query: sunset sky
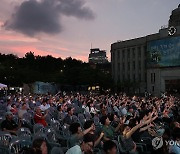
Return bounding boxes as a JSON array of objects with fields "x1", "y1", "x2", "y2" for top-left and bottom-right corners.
[{"x1": 0, "y1": 0, "x2": 179, "y2": 62}]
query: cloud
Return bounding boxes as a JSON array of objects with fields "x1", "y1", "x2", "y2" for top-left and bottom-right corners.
[
  {"x1": 58, "y1": 0, "x2": 94, "y2": 19},
  {"x1": 4, "y1": 0, "x2": 95, "y2": 36}
]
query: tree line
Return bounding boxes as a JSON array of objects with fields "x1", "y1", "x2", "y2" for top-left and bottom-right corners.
[{"x1": 0, "y1": 52, "x2": 113, "y2": 90}]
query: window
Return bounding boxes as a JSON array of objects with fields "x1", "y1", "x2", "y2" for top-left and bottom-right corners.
[
  {"x1": 112, "y1": 51, "x2": 115, "y2": 61},
  {"x1": 144, "y1": 46, "x2": 147, "y2": 52},
  {"x1": 138, "y1": 47, "x2": 141, "y2": 57},
  {"x1": 145, "y1": 72, "x2": 147, "y2": 82},
  {"x1": 118, "y1": 74, "x2": 120, "y2": 81},
  {"x1": 152, "y1": 86, "x2": 155, "y2": 92},
  {"x1": 133, "y1": 61, "x2": 135, "y2": 69},
  {"x1": 144, "y1": 46, "x2": 147, "y2": 60},
  {"x1": 139, "y1": 73, "x2": 141, "y2": 82},
  {"x1": 139, "y1": 61, "x2": 141, "y2": 70},
  {"x1": 151, "y1": 73, "x2": 155, "y2": 83},
  {"x1": 118, "y1": 51, "x2": 120, "y2": 60},
  {"x1": 122, "y1": 74, "x2": 125, "y2": 81},
  {"x1": 128, "y1": 62, "x2": 130, "y2": 70},
  {"x1": 144, "y1": 60, "x2": 147, "y2": 69},
  {"x1": 132, "y1": 48, "x2": 135, "y2": 57},
  {"x1": 133, "y1": 74, "x2": 136, "y2": 81},
  {"x1": 122, "y1": 63, "x2": 125, "y2": 71},
  {"x1": 118, "y1": 63, "x2": 120, "y2": 72},
  {"x1": 127, "y1": 49, "x2": 130, "y2": 57},
  {"x1": 127, "y1": 72, "x2": 130, "y2": 80},
  {"x1": 122, "y1": 50, "x2": 125, "y2": 57}
]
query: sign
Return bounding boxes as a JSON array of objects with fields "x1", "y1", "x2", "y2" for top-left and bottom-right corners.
[{"x1": 147, "y1": 36, "x2": 180, "y2": 68}]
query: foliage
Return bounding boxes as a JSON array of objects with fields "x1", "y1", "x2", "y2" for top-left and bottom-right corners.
[{"x1": 0, "y1": 52, "x2": 112, "y2": 89}]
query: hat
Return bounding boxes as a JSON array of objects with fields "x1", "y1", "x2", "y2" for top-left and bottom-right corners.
[{"x1": 5, "y1": 111, "x2": 13, "y2": 116}]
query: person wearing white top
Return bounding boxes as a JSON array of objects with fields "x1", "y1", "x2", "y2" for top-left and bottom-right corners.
[
  {"x1": 66, "y1": 145, "x2": 82, "y2": 154},
  {"x1": 66, "y1": 133, "x2": 94, "y2": 154},
  {"x1": 40, "y1": 100, "x2": 50, "y2": 111}
]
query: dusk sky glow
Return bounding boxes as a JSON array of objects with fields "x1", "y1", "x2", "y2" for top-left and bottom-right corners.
[{"x1": 0, "y1": 0, "x2": 179, "y2": 62}]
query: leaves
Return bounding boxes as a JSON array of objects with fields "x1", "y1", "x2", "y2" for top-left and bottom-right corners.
[{"x1": 0, "y1": 52, "x2": 112, "y2": 90}]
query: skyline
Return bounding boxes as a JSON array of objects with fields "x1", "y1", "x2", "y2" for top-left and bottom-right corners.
[{"x1": 0, "y1": 0, "x2": 179, "y2": 62}]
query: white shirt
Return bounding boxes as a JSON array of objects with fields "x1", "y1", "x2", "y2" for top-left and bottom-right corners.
[
  {"x1": 40, "y1": 104, "x2": 50, "y2": 111},
  {"x1": 82, "y1": 105, "x2": 90, "y2": 113},
  {"x1": 120, "y1": 107, "x2": 127, "y2": 115},
  {"x1": 90, "y1": 107, "x2": 96, "y2": 114},
  {"x1": 66, "y1": 145, "x2": 82, "y2": 154}
]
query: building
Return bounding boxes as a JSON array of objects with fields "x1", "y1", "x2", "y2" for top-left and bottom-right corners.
[
  {"x1": 111, "y1": 5, "x2": 180, "y2": 96},
  {"x1": 89, "y1": 48, "x2": 108, "y2": 64},
  {"x1": 169, "y1": 4, "x2": 180, "y2": 27}
]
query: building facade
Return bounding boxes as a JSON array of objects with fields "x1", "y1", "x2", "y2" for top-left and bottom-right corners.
[
  {"x1": 111, "y1": 5, "x2": 180, "y2": 96},
  {"x1": 89, "y1": 48, "x2": 108, "y2": 64}
]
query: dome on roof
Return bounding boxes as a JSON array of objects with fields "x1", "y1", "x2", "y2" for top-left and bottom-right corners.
[{"x1": 169, "y1": 4, "x2": 180, "y2": 26}]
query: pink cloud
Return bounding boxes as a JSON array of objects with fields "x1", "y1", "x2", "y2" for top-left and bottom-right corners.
[
  {"x1": 0, "y1": 45, "x2": 88, "y2": 62},
  {"x1": 0, "y1": 21, "x2": 88, "y2": 62}
]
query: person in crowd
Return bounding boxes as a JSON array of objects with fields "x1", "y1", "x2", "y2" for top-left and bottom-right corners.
[
  {"x1": 7, "y1": 99, "x2": 12, "y2": 111},
  {"x1": 120, "y1": 111, "x2": 158, "y2": 154},
  {"x1": 127, "y1": 107, "x2": 134, "y2": 117},
  {"x1": 112, "y1": 101, "x2": 120, "y2": 114},
  {"x1": 89, "y1": 102, "x2": 99, "y2": 117},
  {"x1": 68, "y1": 122, "x2": 94, "y2": 148},
  {"x1": 10, "y1": 104, "x2": 18, "y2": 115},
  {"x1": 40, "y1": 99, "x2": 50, "y2": 112},
  {"x1": 57, "y1": 104, "x2": 66, "y2": 120},
  {"x1": 82, "y1": 101, "x2": 89, "y2": 114},
  {"x1": 119, "y1": 102, "x2": 127, "y2": 116},
  {"x1": 63, "y1": 107, "x2": 74, "y2": 126},
  {"x1": 35, "y1": 97, "x2": 42, "y2": 107},
  {"x1": 103, "y1": 140, "x2": 117, "y2": 154},
  {"x1": 170, "y1": 120, "x2": 180, "y2": 130},
  {"x1": 18, "y1": 103, "x2": 28, "y2": 119},
  {"x1": 100, "y1": 103, "x2": 107, "y2": 116},
  {"x1": 169, "y1": 127, "x2": 180, "y2": 154},
  {"x1": 33, "y1": 138, "x2": 48, "y2": 154},
  {"x1": 66, "y1": 133, "x2": 94, "y2": 154},
  {"x1": 34, "y1": 107, "x2": 48, "y2": 127},
  {"x1": 1, "y1": 111, "x2": 21, "y2": 135},
  {"x1": 24, "y1": 138, "x2": 48, "y2": 154},
  {"x1": 84, "y1": 120, "x2": 104, "y2": 147},
  {"x1": 100, "y1": 115, "x2": 122, "y2": 140},
  {"x1": 109, "y1": 113, "x2": 121, "y2": 129}
]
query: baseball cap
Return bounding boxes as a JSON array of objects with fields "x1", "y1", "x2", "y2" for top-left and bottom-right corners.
[{"x1": 5, "y1": 111, "x2": 13, "y2": 116}]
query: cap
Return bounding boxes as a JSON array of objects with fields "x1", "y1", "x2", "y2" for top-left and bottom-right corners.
[{"x1": 5, "y1": 111, "x2": 13, "y2": 116}]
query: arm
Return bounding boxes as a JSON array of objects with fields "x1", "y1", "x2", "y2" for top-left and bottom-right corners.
[
  {"x1": 115, "y1": 122, "x2": 122, "y2": 132},
  {"x1": 143, "y1": 113, "x2": 157, "y2": 126},
  {"x1": 77, "y1": 125, "x2": 93, "y2": 138},
  {"x1": 139, "y1": 123, "x2": 154, "y2": 132},
  {"x1": 103, "y1": 136, "x2": 110, "y2": 141},
  {"x1": 94, "y1": 132, "x2": 104, "y2": 147},
  {"x1": 125, "y1": 122, "x2": 143, "y2": 139},
  {"x1": 2, "y1": 128, "x2": 17, "y2": 134},
  {"x1": 42, "y1": 112, "x2": 48, "y2": 119},
  {"x1": 35, "y1": 113, "x2": 48, "y2": 120}
]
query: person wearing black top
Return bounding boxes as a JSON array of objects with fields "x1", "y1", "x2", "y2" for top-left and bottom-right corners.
[
  {"x1": 63, "y1": 107, "x2": 74, "y2": 126},
  {"x1": 1, "y1": 112, "x2": 20, "y2": 135}
]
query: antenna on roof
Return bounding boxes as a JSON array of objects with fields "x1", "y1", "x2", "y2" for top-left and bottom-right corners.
[{"x1": 91, "y1": 43, "x2": 92, "y2": 49}]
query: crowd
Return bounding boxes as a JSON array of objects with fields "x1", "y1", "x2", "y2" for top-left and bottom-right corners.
[{"x1": 0, "y1": 92, "x2": 179, "y2": 154}]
